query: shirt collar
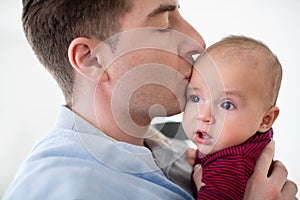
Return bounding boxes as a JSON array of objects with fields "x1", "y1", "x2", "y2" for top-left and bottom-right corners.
[{"x1": 54, "y1": 106, "x2": 163, "y2": 174}]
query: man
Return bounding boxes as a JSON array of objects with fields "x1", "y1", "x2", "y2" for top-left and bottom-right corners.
[{"x1": 4, "y1": 0, "x2": 297, "y2": 199}]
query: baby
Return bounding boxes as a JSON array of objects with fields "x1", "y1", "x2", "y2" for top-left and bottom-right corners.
[{"x1": 183, "y1": 35, "x2": 282, "y2": 199}]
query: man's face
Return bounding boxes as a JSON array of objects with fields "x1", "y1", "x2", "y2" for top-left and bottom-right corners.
[{"x1": 99, "y1": 0, "x2": 205, "y2": 126}]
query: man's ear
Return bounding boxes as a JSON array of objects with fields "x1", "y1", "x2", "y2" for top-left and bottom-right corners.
[
  {"x1": 68, "y1": 37, "x2": 109, "y2": 83},
  {"x1": 258, "y1": 106, "x2": 280, "y2": 132}
]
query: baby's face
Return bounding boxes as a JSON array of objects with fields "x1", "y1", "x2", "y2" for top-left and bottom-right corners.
[{"x1": 183, "y1": 54, "x2": 268, "y2": 155}]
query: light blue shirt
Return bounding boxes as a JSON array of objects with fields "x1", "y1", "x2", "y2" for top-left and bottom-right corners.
[{"x1": 3, "y1": 107, "x2": 193, "y2": 200}]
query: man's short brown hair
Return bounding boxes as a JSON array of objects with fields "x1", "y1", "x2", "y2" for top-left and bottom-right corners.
[{"x1": 22, "y1": 0, "x2": 132, "y2": 102}]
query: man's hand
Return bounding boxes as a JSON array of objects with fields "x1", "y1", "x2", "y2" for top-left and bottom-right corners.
[
  {"x1": 244, "y1": 140, "x2": 298, "y2": 199},
  {"x1": 193, "y1": 164, "x2": 205, "y2": 190},
  {"x1": 185, "y1": 148, "x2": 196, "y2": 166}
]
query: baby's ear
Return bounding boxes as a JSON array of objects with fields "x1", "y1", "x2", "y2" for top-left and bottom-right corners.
[{"x1": 258, "y1": 106, "x2": 280, "y2": 132}]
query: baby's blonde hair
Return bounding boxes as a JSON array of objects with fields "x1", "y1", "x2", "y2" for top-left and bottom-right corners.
[{"x1": 206, "y1": 35, "x2": 282, "y2": 107}]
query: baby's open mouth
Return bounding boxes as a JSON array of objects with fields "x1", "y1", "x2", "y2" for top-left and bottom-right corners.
[{"x1": 197, "y1": 131, "x2": 211, "y2": 139}]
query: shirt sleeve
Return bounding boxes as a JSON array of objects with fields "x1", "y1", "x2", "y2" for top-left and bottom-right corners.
[{"x1": 145, "y1": 128, "x2": 193, "y2": 195}]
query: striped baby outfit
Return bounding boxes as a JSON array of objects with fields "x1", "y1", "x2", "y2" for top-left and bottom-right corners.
[{"x1": 193, "y1": 129, "x2": 273, "y2": 200}]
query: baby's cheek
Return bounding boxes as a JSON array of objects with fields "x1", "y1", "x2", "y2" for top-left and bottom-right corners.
[
  {"x1": 217, "y1": 128, "x2": 242, "y2": 149},
  {"x1": 182, "y1": 117, "x2": 194, "y2": 139}
]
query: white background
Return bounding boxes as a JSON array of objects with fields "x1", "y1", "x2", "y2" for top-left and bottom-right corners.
[{"x1": 0, "y1": 0, "x2": 299, "y2": 197}]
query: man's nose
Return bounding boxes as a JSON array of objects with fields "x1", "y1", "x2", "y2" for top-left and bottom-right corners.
[{"x1": 176, "y1": 17, "x2": 206, "y2": 63}]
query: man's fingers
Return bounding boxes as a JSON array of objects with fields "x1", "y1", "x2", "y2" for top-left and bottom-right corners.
[
  {"x1": 185, "y1": 148, "x2": 196, "y2": 166},
  {"x1": 281, "y1": 180, "x2": 298, "y2": 199},
  {"x1": 194, "y1": 164, "x2": 202, "y2": 173},
  {"x1": 193, "y1": 164, "x2": 203, "y2": 180},
  {"x1": 193, "y1": 164, "x2": 205, "y2": 190},
  {"x1": 254, "y1": 140, "x2": 275, "y2": 176},
  {"x1": 269, "y1": 160, "x2": 288, "y2": 189},
  {"x1": 244, "y1": 140, "x2": 298, "y2": 199}
]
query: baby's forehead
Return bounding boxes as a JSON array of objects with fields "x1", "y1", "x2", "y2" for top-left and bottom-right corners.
[
  {"x1": 194, "y1": 48, "x2": 265, "y2": 70},
  {"x1": 192, "y1": 49, "x2": 268, "y2": 85}
]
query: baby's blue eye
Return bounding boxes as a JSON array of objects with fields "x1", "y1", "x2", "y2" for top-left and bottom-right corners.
[
  {"x1": 190, "y1": 95, "x2": 201, "y2": 103},
  {"x1": 220, "y1": 101, "x2": 235, "y2": 110}
]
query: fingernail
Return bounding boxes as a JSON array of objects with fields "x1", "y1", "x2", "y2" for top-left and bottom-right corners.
[{"x1": 194, "y1": 164, "x2": 202, "y2": 170}]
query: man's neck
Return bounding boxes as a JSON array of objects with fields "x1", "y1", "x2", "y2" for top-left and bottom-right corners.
[{"x1": 68, "y1": 103, "x2": 149, "y2": 147}]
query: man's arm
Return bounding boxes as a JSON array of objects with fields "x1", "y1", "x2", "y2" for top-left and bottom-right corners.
[{"x1": 244, "y1": 140, "x2": 298, "y2": 199}]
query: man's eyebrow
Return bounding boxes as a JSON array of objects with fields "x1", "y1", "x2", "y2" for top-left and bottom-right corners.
[{"x1": 147, "y1": 4, "x2": 179, "y2": 18}]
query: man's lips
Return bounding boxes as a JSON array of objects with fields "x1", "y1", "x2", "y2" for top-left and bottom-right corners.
[{"x1": 184, "y1": 72, "x2": 192, "y2": 81}]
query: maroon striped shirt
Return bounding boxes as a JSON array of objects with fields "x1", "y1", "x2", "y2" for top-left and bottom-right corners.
[{"x1": 192, "y1": 129, "x2": 273, "y2": 200}]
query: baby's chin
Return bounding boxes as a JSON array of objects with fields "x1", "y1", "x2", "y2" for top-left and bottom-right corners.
[
  {"x1": 197, "y1": 146, "x2": 216, "y2": 156},
  {"x1": 197, "y1": 144, "x2": 223, "y2": 156}
]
